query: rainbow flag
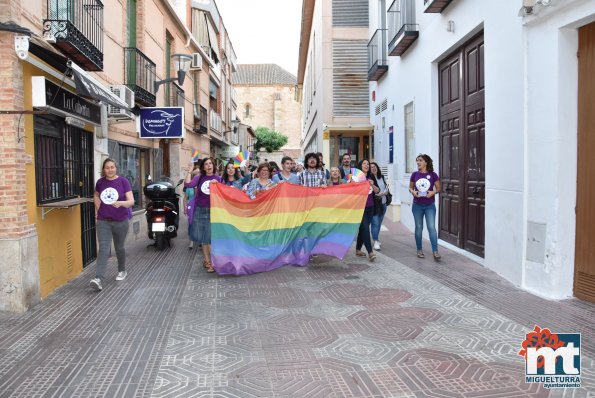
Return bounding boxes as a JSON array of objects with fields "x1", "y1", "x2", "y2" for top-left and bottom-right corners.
[
  {"x1": 191, "y1": 149, "x2": 200, "y2": 162},
  {"x1": 210, "y1": 182, "x2": 370, "y2": 275}
]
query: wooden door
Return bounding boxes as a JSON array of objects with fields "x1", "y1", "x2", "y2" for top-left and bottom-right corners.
[
  {"x1": 462, "y1": 37, "x2": 485, "y2": 256},
  {"x1": 439, "y1": 34, "x2": 485, "y2": 257},
  {"x1": 574, "y1": 22, "x2": 595, "y2": 303},
  {"x1": 439, "y1": 53, "x2": 462, "y2": 246}
]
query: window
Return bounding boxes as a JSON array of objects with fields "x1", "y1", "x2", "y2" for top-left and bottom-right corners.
[
  {"x1": 165, "y1": 35, "x2": 172, "y2": 105},
  {"x1": 193, "y1": 71, "x2": 200, "y2": 119},
  {"x1": 404, "y1": 101, "x2": 416, "y2": 173},
  {"x1": 34, "y1": 116, "x2": 91, "y2": 204},
  {"x1": 245, "y1": 103, "x2": 251, "y2": 117},
  {"x1": 108, "y1": 140, "x2": 149, "y2": 209}
]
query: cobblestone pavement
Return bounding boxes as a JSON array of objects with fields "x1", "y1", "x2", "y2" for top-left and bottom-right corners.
[{"x1": 0, "y1": 219, "x2": 594, "y2": 397}]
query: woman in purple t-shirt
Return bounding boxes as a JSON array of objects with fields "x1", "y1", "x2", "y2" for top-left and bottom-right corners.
[
  {"x1": 89, "y1": 158, "x2": 135, "y2": 292},
  {"x1": 409, "y1": 154, "x2": 442, "y2": 260},
  {"x1": 184, "y1": 157, "x2": 222, "y2": 273}
]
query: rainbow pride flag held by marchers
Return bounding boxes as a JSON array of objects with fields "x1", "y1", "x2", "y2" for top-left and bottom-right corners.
[{"x1": 210, "y1": 182, "x2": 370, "y2": 275}]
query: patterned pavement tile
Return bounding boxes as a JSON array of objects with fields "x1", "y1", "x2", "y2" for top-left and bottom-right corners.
[{"x1": 1, "y1": 219, "x2": 595, "y2": 397}]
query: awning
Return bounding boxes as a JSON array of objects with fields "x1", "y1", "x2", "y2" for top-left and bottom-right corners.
[{"x1": 70, "y1": 63, "x2": 131, "y2": 111}]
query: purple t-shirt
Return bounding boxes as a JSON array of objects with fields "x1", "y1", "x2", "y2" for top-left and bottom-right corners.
[
  {"x1": 95, "y1": 176, "x2": 132, "y2": 221},
  {"x1": 410, "y1": 171, "x2": 440, "y2": 205},
  {"x1": 186, "y1": 174, "x2": 222, "y2": 208}
]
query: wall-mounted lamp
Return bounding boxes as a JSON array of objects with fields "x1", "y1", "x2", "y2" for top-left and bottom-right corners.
[
  {"x1": 154, "y1": 53, "x2": 193, "y2": 93},
  {"x1": 222, "y1": 116, "x2": 241, "y2": 134},
  {"x1": 518, "y1": 0, "x2": 552, "y2": 17}
]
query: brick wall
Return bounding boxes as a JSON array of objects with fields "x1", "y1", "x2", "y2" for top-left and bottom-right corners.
[{"x1": 0, "y1": 1, "x2": 35, "y2": 239}]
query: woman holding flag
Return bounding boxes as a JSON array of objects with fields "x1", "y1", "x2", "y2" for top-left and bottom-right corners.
[
  {"x1": 354, "y1": 159, "x2": 379, "y2": 262},
  {"x1": 184, "y1": 157, "x2": 222, "y2": 272}
]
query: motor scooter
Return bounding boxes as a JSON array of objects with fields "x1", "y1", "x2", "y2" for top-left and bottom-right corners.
[{"x1": 143, "y1": 177, "x2": 183, "y2": 250}]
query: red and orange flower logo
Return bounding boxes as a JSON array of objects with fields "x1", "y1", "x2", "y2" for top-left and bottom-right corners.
[{"x1": 519, "y1": 326, "x2": 565, "y2": 369}]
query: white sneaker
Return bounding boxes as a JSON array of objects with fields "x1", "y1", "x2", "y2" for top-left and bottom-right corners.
[
  {"x1": 188, "y1": 241, "x2": 194, "y2": 249},
  {"x1": 116, "y1": 271, "x2": 127, "y2": 281},
  {"x1": 90, "y1": 278, "x2": 102, "y2": 291},
  {"x1": 373, "y1": 241, "x2": 381, "y2": 251}
]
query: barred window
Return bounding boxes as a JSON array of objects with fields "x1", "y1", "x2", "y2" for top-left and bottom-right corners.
[{"x1": 34, "y1": 115, "x2": 84, "y2": 204}]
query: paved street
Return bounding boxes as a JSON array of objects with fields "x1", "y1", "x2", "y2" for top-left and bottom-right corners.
[{"x1": 0, "y1": 218, "x2": 594, "y2": 398}]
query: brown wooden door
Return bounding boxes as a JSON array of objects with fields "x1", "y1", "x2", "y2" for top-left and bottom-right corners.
[
  {"x1": 574, "y1": 22, "x2": 595, "y2": 303},
  {"x1": 439, "y1": 34, "x2": 485, "y2": 257},
  {"x1": 439, "y1": 54, "x2": 462, "y2": 246}
]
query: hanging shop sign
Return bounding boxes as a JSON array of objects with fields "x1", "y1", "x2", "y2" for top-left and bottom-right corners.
[
  {"x1": 31, "y1": 76, "x2": 101, "y2": 125},
  {"x1": 139, "y1": 107, "x2": 184, "y2": 139}
]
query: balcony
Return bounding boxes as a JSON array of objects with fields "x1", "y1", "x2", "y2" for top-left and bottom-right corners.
[
  {"x1": 210, "y1": 110, "x2": 222, "y2": 135},
  {"x1": 43, "y1": 0, "x2": 104, "y2": 71},
  {"x1": 388, "y1": 0, "x2": 419, "y2": 57},
  {"x1": 194, "y1": 105, "x2": 208, "y2": 134},
  {"x1": 367, "y1": 29, "x2": 388, "y2": 81},
  {"x1": 423, "y1": 0, "x2": 454, "y2": 13},
  {"x1": 124, "y1": 48, "x2": 156, "y2": 107}
]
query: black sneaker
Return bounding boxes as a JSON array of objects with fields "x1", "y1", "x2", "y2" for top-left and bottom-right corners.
[{"x1": 90, "y1": 278, "x2": 102, "y2": 291}]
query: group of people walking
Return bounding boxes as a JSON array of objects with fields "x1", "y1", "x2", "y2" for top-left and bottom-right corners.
[{"x1": 89, "y1": 152, "x2": 441, "y2": 291}]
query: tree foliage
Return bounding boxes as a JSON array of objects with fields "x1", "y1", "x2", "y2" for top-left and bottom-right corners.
[{"x1": 254, "y1": 127, "x2": 289, "y2": 153}]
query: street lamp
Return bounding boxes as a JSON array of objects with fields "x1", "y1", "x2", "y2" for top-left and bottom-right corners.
[
  {"x1": 154, "y1": 53, "x2": 193, "y2": 92},
  {"x1": 223, "y1": 116, "x2": 241, "y2": 134}
]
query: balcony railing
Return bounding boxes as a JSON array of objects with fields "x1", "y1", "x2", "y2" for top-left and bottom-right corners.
[
  {"x1": 43, "y1": 0, "x2": 104, "y2": 71},
  {"x1": 423, "y1": 0, "x2": 454, "y2": 13},
  {"x1": 210, "y1": 110, "x2": 222, "y2": 134},
  {"x1": 172, "y1": 83, "x2": 184, "y2": 108},
  {"x1": 124, "y1": 47, "x2": 156, "y2": 107},
  {"x1": 194, "y1": 105, "x2": 208, "y2": 134},
  {"x1": 368, "y1": 29, "x2": 388, "y2": 81},
  {"x1": 388, "y1": 0, "x2": 419, "y2": 57}
]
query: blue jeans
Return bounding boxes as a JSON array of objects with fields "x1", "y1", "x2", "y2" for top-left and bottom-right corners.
[
  {"x1": 371, "y1": 203, "x2": 387, "y2": 241},
  {"x1": 412, "y1": 202, "x2": 438, "y2": 252},
  {"x1": 356, "y1": 207, "x2": 375, "y2": 253}
]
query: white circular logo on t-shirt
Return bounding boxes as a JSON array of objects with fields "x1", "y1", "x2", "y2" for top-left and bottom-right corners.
[
  {"x1": 201, "y1": 180, "x2": 212, "y2": 195},
  {"x1": 100, "y1": 187, "x2": 119, "y2": 205},
  {"x1": 415, "y1": 178, "x2": 431, "y2": 193}
]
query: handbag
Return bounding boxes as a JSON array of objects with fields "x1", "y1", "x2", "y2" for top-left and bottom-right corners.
[
  {"x1": 382, "y1": 176, "x2": 393, "y2": 206},
  {"x1": 385, "y1": 190, "x2": 393, "y2": 206}
]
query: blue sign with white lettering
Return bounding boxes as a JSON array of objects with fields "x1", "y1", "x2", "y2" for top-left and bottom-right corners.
[
  {"x1": 139, "y1": 107, "x2": 184, "y2": 139},
  {"x1": 388, "y1": 126, "x2": 394, "y2": 164}
]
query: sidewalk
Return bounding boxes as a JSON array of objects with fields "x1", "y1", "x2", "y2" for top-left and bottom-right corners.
[{"x1": 0, "y1": 218, "x2": 593, "y2": 397}]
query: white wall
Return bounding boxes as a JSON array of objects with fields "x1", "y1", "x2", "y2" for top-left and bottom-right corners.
[
  {"x1": 371, "y1": 0, "x2": 525, "y2": 284},
  {"x1": 523, "y1": 0, "x2": 595, "y2": 299}
]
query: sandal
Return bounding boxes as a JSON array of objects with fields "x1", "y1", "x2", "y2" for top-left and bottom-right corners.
[
  {"x1": 433, "y1": 251, "x2": 441, "y2": 260},
  {"x1": 355, "y1": 250, "x2": 366, "y2": 257},
  {"x1": 368, "y1": 252, "x2": 377, "y2": 262},
  {"x1": 417, "y1": 251, "x2": 425, "y2": 259},
  {"x1": 202, "y1": 260, "x2": 209, "y2": 269},
  {"x1": 204, "y1": 260, "x2": 215, "y2": 273}
]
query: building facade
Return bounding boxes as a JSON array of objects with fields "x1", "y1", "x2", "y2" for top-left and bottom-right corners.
[
  {"x1": 366, "y1": 0, "x2": 595, "y2": 302},
  {"x1": 0, "y1": 0, "x2": 237, "y2": 312},
  {"x1": 297, "y1": 0, "x2": 372, "y2": 169},
  {"x1": 234, "y1": 64, "x2": 302, "y2": 165}
]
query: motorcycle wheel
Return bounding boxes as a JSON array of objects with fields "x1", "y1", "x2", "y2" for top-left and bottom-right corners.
[{"x1": 155, "y1": 233, "x2": 166, "y2": 250}]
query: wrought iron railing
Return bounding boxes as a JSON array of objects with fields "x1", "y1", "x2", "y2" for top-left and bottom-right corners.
[
  {"x1": 368, "y1": 29, "x2": 388, "y2": 72},
  {"x1": 388, "y1": 0, "x2": 418, "y2": 44},
  {"x1": 124, "y1": 47, "x2": 156, "y2": 106},
  {"x1": 210, "y1": 110, "x2": 221, "y2": 134},
  {"x1": 43, "y1": 0, "x2": 104, "y2": 71},
  {"x1": 172, "y1": 83, "x2": 185, "y2": 108}
]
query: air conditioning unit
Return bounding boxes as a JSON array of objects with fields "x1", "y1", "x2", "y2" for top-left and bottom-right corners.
[
  {"x1": 108, "y1": 85, "x2": 135, "y2": 120},
  {"x1": 191, "y1": 53, "x2": 202, "y2": 70}
]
